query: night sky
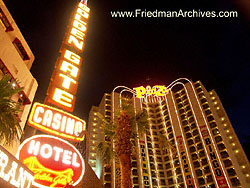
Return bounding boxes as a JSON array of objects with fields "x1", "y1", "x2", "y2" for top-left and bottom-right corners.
[{"x1": 3, "y1": 0, "x2": 250, "y2": 147}]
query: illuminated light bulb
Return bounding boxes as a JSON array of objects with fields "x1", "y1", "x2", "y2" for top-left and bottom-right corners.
[
  {"x1": 229, "y1": 136, "x2": 232, "y2": 139},
  {"x1": 235, "y1": 150, "x2": 239, "y2": 153},
  {"x1": 94, "y1": 118, "x2": 97, "y2": 121},
  {"x1": 214, "y1": 102, "x2": 217, "y2": 105},
  {"x1": 94, "y1": 113, "x2": 97, "y2": 115},
  {"x1": 224, "y1": 124, "x2": 227, "y2": 127},
  {"x1": 242, "y1": 165, "x2": 246, "y2": 169},
  {"x1": 226, "y1": 130, "x2": 230, "y2": 133},
  {"x1": 246, "y1": 174, "x2": 249, "y2": 177},
  {"x1": 232, "y1": 143, "x2": 235, "y2": 146},
  {"x1": 221, "y1": 117, "x2": 225, "y2": 121},
  {"x1": 216, "y1": 107, "x2": 220, "y2": 110},
  {"x1": 212, "y1": 97, "x2": 215, "y2": 100}
]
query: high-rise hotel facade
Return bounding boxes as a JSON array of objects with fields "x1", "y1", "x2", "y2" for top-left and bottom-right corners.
[
  {"x1": 87, "y1": 79, "x2": 250, "y2": 188},
  {"x1": 0, "y1": 0, "x2": 38, "y2": 154}
]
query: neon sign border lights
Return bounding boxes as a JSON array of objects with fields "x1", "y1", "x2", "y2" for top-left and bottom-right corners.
[{"x1": 16, "y1": 135, "x2": 85, "y2": 188}]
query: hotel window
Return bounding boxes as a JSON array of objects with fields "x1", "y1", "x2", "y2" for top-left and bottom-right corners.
[
  {"x1": 185, "y1": 106, "x2": 191, "y2": 111},
  {"x1": 197, "y1": 143, "x2": 203, "y2": 150},
  {"x1": 182, "y1": 120, "x2": 188, "y2": 126},
  {"x1": 202, "y1": 103, "x2": 209, "y2": 109},
  {"x1": 192, "y1": 129, "x2": 199, "y2": 136},
  {"x1": 230, "y1": 177, "x2": 241, "y2": 186},
  {"x1": 196, "y1": 88, "x2": 203, "y2": 93},
  {"x1": 220, "y1": 151, "x2": 229, "y2": 159},
  {"x1": 200, "y1": 98, "x2": 207, "y2": 104},
  {"x1": 176, "y1": 98, "x2": 182, "y2": 103},
  {"x1": 194, "y1": 136, "x2": 201, "y2": 143},
  {"x1": 207, "y1": 115, "x2": 214, "y2": 122},
  {"x1": 215, "y1": 136, "x2": 222, "y2": 143},
  {"x1": 187, "y1": 139, "x2": 194, "y2": 146},
  {"x1": 201, "y1": 158, "x2": 208, "y2": 166},
  {"x1": 168, "y1": 178, "x2": 174, "y2": 185},
  {"x1": 206, "y1": 175, "x2": 213, "y2": 183},
  {"x1": 179, "y1": 109, "x2": 185, "y2": 114},
  {"x1": 198, "y1": 177, "x2": 205, "y2": 186},
  {"x1": 13, "y1": 38, "x2": 30, "y2": 60},
  {"x1": 205, "y1": 110, "x2": 212, "y2": 115},
  {"x1": 209, "y1": 122, "x2": 217, "y2": 128},
  {"x1": 199, "y1": 150, "x2": 206, "y2": 158},
  {"x1": 218, "y1": 143, "x2": 226, "y2": 150},
  {"x1": 164, "y1": 156, "x2": 170, "y2": 161},
  {"x1": 196, "y1": 169, "x2": 203, "y2": 177},
  {"x1": 191, "y1": 153, "x2": 198, "y2": 160},
  {"x1": 189, "y1": 146, "x2": 196, "y2": 153},
  {"x1": 176, "y1": 167, "x2": 181, "y2": 174},
  {"x1": 184, "y1": 126, "x2": 190, "y2": 132},
  {"x1": 191, "y1": 123, "x2": 196, "y2": 129},
  {"x1": 223, "y1": 159, "x2": 232, "y2": 168},
  {"x1": 227, "y1": 168, "x2": 236, "y2": 176},
  {"x1": 0, "y1": 8, "x2": 13, "y2": 31},
  {"x1": 198, "y1": 93, "x2": 205, "y2": 98},
  {"x1": 165, "y1": 163, "x2": 171, "y2": 169},
  {"x1": 204, "y1": 166, "x2": 211, "y2": 174},
  {"x1": 188, "y1": 117, "x2": 194, "y2": 123},
  {"x1": 186, "y1": 132, "x2": 192, "y2": 139},
  {"x1": 209, "y1": 184, "x2": 216, "y2": 188},
  {"x1": 159, "y1": 171, "x2": 165, "y2": 177},
  {"x1": 193, "y1": 161, "x2": 200, "y2": 168}
]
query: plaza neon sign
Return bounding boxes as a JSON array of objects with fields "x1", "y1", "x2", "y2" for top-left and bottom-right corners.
[
  {"x1": 28, "y1": 102, "x2": 86, "y2": 142},
  {"x1": 133, "y1": 85, "x2": 169, "y2": 98},
  {"x1": 0, "y1": 145, "x2": 33, "y2": 188},
  {"x1": 45, "y1": 2, "x2": 90, "y2": 112},
  {"x1": 17, "y1": 135, "x2": 85, "y2": 188}
]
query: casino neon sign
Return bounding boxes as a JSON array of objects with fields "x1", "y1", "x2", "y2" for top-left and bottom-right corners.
[
  {"x1": 17, "y1": 135, "x2": 85, "y2": 188},
  {"x1": 28, "y1": 102, "x2": 86, "y2": 142},
  {"x1": 133, "y1": 85, "x2": 169, "y2": 98}
]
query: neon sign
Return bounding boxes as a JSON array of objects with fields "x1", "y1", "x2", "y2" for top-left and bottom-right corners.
[
  {"x1": 133, "y1": 85, "x2": 169, "y2": 98},
  {"x1": 17, "y1": 135, "x2": 85, "y2": 188},
  {"x1": 28, "y1": 102, "x2": 86, "y2": 142},
  {"x1": 0, "y1": 145, "x2": 33, "y2": 188},
  {"x1": 45, "y1": 2, "x2": 90, "y2": 112}
]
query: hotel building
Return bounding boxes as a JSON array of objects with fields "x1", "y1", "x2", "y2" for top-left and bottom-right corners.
[
  {"x1": 87, "y1": 79, "x2": 250, "y2": 188},
  {"x1": 0, "y1": 0, "x2": 38, "y2": 154}
]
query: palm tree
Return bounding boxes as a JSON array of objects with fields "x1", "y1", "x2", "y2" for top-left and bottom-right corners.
[
  {"x1": 97, "y1": 98, "x2": 149, "y2": 188},
  {"x1": 0, "y1": 74, "x2": 23, "y2": 145}
]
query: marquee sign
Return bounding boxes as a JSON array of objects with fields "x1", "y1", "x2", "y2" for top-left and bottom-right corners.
[
  {"x1": 28, "y1": 102, "x2": 86, "y2": 142},
  {"x1": 0, "y1": 144, "x2": 33, "y2": 188},
  {"x1": 16, "y1": 135, "x2": 85, "y2": 188},
  {"x1": 45, "y1": 2, "x2": 90, "y2": 112},
  {"x1": 133, "y1": 85, "x2": 169, "y2": 99}
]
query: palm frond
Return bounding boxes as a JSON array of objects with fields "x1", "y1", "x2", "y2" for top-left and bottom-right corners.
[{"x1": 97, "y1": 141, "x2": 115, "y2": 164}]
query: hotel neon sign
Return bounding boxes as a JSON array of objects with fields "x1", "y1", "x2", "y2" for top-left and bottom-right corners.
[
  {"x1": 45, "y1": 2, "x2": 90, "y2": 112},
  {"x1": 28, "y1": 102, "x2": 86, "y2": 142},
  {"x1": 133, "y1": 85, "x2": 169, "y2": 98},
  {"x1": 17, "y1": 135, "x2": 85, "y2": 188}
]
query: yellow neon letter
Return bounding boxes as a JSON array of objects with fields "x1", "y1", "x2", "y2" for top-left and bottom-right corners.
[
  {"x1": 64, "y1": 50, "x2": 81, "y2": 65},
  {"x1": 73, "y1": 20, "x2": 87, "y2": 32},
  {"x1": 133, "y1": 86, "x2": 146, "y2": 98},
  {"x1": 71, "y1": 28, "x2": 85, "y2": 40},
  {"x1": 78, "y1": 3, "x2": 90, "y2": 13},
  {"x1": 68, "y1": 35, "x2": 83, "y2": 51},
  {"x1": 52, "y1": 88, "x2": 74, "y2": 108},
  {"x1": 59, "y1": 74, "x2": 77, "y2": 89},
  {"x1": 60, "y1": 61, "x2": 79, "y2": 78}
]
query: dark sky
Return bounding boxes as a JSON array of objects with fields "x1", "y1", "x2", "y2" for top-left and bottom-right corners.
[{"x1": 4, "y1": 0, "x2": 250, "y2": 144}]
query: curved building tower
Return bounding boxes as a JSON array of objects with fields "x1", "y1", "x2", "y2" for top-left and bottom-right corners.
[{"x1": 87, "y1": 79, "x2": 250, "y2": 188}]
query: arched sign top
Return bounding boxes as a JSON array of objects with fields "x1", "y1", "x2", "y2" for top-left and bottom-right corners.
[{"x1": 16, "y1": 135, "x2": 85, "y2": 188}]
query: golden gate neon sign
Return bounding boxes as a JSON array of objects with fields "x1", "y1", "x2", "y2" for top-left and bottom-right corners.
[
  {"x1": 28, "y1": 102, "x2": 86, "y2": 142},
  {"x1": 133, "y1": 85, "x2": 169, "y2": 98},
  {"x1": 45, "y1": 2, "x2": 90, "y2": 112},
  {"x1": 17, "y1": 135, "x2": 85, "y2": 188}
]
